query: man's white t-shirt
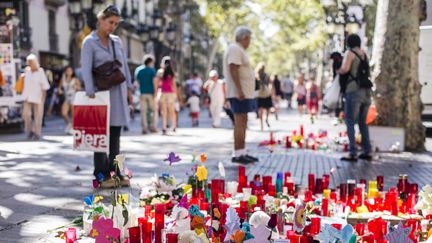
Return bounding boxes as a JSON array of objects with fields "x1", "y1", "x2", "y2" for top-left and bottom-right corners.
[
  {"x1": 187, "y1": 96, "x2": 200, "y2": 113},
  {"x1": 223, "y1": 43, "x2": 255, "y2": 99},
  {"x1": 22, "y1": 68, "x2": 50, "y2": 104}
]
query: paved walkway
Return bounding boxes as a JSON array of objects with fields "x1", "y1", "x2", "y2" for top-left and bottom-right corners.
[{"x1": 0, "y1": 104, "x2": 432, "y2": 242}]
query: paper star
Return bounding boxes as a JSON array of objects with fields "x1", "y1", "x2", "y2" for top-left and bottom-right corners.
[{"x1": 164, "y1": 152, "x2": 181, "y2": 166}]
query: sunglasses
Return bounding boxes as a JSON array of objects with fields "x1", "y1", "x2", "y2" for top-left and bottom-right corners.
[{"x1": 102, "y1": 5, "x2": 121, "y2": 17}]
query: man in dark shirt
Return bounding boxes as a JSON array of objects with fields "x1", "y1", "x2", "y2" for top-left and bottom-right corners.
[{"x1": 135, "y1": 56, "x2": 157, "y2": 134}]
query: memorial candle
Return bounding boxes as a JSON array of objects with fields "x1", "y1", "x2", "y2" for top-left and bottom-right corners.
[
  {"x1": 377, "y1": 175, "x2": 384, "y2": 191},
  {"x1": 286, "y1": 136, "x2": 292, "y2": 148},
  {"x1": 143, "y1": 222, "x2": 152, "y2": 243},
  {"x1": 287, "y1": 180, "x2": 295, "y2": 195},
  {"x1": 284, "y1": 172, "x2": 291, "y2": 186},
  {"x1": 166, "y1": 233, "x2": 178, "y2": 243},
  {"x1": 321, "y1": 198, "x2": 329, "y2": 216},
  {"x1": 269, "y1": 185, "x2": 276, "y2": 196},
  {"x1": 308, "y1": 174, "x2": 315, "y2": 193},
  {"x1": 262, "y1": 176, "x2": 272, "y2": 191},
  {"x1": 355, "y1": 187, "x2": 364, "y2": 206},
  {"x1": 322, "y1": 174, "x2": 330, "y2": 189},
  {"x1": 65, "y1": 227, "x2": 76, "y2": 243},
  {"x1": 315, "y1": 178, "x2": 323, "y2": 194},
  {"x1": 300, "y1": 125, "x2": 304, "y2": 136},
  {"x1": 276, "y1": 172, "x2": 283, "y2": 193},
  {"x1": 128, "y1": 226, "x2": 140, "y2": 243},
  {"x1": 154, "y1": 204, "x2": 165, "y2": 243},
  {"x1": 347, "y1": 179, "x2": 356, "y2": 198},
  {"x1": 310, "y1": 217, "x2": 321, "y2": 235},
  {"x1": 339, "y1": 183, "x2": 347, "y2": 202}
]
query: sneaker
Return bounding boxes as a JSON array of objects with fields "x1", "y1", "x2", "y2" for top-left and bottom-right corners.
[
  {"x1": 232, "y1": 155, "x2": 255, "y2": 164},
  {"x1": 100, "y1": 178, "x2": 117, "y2": 189},
  {"x1": 245, "y1": 154, "x2": 259, "y2": 162},
  {"x1": 341, "y1": 155, "x2": 358, "y2": 162},
  {"x1": 358, "y1": 153, "x2": 373, "y2": 161}
]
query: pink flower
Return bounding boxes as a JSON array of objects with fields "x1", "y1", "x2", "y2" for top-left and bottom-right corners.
[{"x1": 91, "y1": 217, "x2": 120, "y2": 243}]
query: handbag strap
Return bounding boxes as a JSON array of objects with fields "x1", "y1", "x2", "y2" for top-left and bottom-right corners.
[{"x1": 110, "y1": 38, "x2": 117, "y2": 60}]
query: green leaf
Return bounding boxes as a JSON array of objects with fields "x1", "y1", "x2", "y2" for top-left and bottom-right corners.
[{"x1": 122, "y1": 204, "x2": 129, "y2": 226}]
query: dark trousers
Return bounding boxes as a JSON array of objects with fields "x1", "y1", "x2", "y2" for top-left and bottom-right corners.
[{"x1": 93, "y1": 126, "x2": 122, "y2": 180}]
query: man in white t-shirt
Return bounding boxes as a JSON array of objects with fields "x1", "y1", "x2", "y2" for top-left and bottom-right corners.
[
  {"x1": 203, "y1": 70, "x2": 226, "y2": 128},
  {"x1": 223, "y1": 26, "x2": 258, "y2": 164},
  {"x1": 22, "y1": 54, "x2": 50, "y2": 140}
]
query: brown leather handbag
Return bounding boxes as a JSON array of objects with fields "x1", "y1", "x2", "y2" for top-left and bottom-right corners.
[{"x1": 92, "y1": 39, "x2": 126, "y2": 91}]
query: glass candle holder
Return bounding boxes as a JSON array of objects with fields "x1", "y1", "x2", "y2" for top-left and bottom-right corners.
[
  {"x1": 166, "y1": 233, "x2": 178, "y2": 243},
  {"x1": 308, "y1": 174, "x2": 315, "y2": 193},
  {"x1": 322, "y1": 174, "x2": 330, "y2": 189},
  {"x1": 128, "y1": 226, "x2": 140, "y2": 243},
  {"x1": 339, "y1": 183, "x2": 347, "y2": 202},
  {"x1": 310, "y1": 217, "x2": 321, "y2": 235},
  {"x1": 377, "y1": 175, "x2": 384, "y2": 191},
  {"x1": 315, "y1": 178, "x2": 323, "y2": 194},
  {"x1": 321, "y1": 198, "x2": 329, "y2": 216}
]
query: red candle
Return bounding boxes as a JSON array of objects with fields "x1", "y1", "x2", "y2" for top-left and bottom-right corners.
[
  {"x1": 315, "y1": 178, "x2": 323, "y2": 194},
  {"x1": 144, "y1": 205, "x2": 152, "y2": 218},
  {"x1": 355, "y1": 187, "x2": 364, "y2": 206},
  {"x1": 262, "y1": 176, "x2": 272, "y2": 191},
  {"x1": 304, "y1": 190, "x2": 313, "y2": 202},
  {"x1": 347, "y1": 180, "x2": 356, "y2": 198},
  {"x1": 409, "y1": 183, "x2": 418, "y2": 194},
  {"x1": 154, "y1": 204, "x2": 165, "y2": 243},
  {"x1": 286, "y1": 136, "x2": 292, "y2": 148},
  {"x1": 339, "y1": 183, "x2": 347, "y2": 202},
  {"x1": 310, "y1": 217, "x2": 321, "y2": 235},
  {"x1": 308, "y1": 174, "x2": 315, "y2": 193},
  {"x1": 377, "y1": 175, "x2": 384, "y2": 191},
  {"x1": 211, "y1": 179, "x2": 220, "y2": 203},
  {"x1": 298, "y1": 140, "x2": 303, "y2": 149},
  {"x1": 322, "y1": 174, "x2": 330, "y2": 189},
  {"x1": 166, "y1": 233, "x2": 178, "y2": 243},
  {"x1": 321, "y1": 198, "x2": 329, "y2": 216},
  {"x1": 268, "y1": 184, "x2": 276, "y2": 196},
  {"x1": 65, "y1": 227, "x2": 76, "y2": 243},
  {"x1": 190, "y1": 197, "x2": 199, "y2": 206},
  {"x1": 300, "y1": 125, "x2": 304, "y2": 136},
  {"x1": 238, "y1": 166, "x2": 246, "y2": 178},
  {"x1": 138, "y1": 217, "x2": 147, "y2": 226},
  {"x1": 284, "y1": 172, "x2": 291, "y2": 186},
  {"x1": 142, "y1": 222, "x2": 152, "y2": 243},
  {"x1": 128, "y1": 226, "x2": 141, "y2": 243},
  {"x1": 343, "y1": 143, "x2": 348, "y2": 152},
  {"x1": 287, "y1": 180, "x2": 295, "y2": 195},
  {"x1": 330, "y1": 191, "x2": 337, "y2": 202}
]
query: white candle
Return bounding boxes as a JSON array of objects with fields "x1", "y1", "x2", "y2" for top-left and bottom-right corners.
[{"x1": 227, "y1": 181, "x2": 238, "y2": 195}]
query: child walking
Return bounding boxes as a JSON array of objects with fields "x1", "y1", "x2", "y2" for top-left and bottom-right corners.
[{"x1": 187, "y1": 91, "x2": 200, "y2": 127}]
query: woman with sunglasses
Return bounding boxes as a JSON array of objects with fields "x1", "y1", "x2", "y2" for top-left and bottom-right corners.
[{"x1": 81, "y1": 5, "x2": 133, "y2": 188}]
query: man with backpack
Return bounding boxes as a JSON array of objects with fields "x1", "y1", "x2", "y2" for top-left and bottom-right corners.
[{"x1": 337, "y1": 34, "x2": 373, "y2": 162}]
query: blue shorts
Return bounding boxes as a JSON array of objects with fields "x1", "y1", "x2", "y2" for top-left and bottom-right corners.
[{"x1": 228, "y1": 98, "x2": 257, "y2": 114}]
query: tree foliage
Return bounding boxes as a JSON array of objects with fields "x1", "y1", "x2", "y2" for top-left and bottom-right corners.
[{"x1": 196, "y1": 0, "x2": 326, "y2": 75}]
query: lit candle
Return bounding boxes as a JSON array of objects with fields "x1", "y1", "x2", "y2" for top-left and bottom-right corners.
[
  {"x1": 339, "y1": 183, "x2": 347, "y2": 202},
  {"x1": 286, "y1": 180, "x2": 295, "y2": 195},
  {"x1": 322, "y1": 174, "x2": 330, "y2": 189},
  {"x1": 262, "y1": 176, "x2": 272, "y2": 191},
  {"x1": 284, "y1": 172, "x2": 291, "y2": 186},
  {"x1": 268, "y1": 185, "x2": 276, "y2": 196},
  {"x1": 300, "y1": 125, "x2": 304, "y2": 136},
  {"x1": 355, "y1": 187, "x2": 364, "y2": 206},
  {"x1": 142, "y1": 221, "x2": 152, "y2": 243},
  {"x1": 286, "y1": 136, "x2": 292, "y2": 148}
]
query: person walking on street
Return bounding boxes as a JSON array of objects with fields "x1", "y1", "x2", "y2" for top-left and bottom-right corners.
[
  {"x1": 295, "y1": 73, "x2": 307, "y2": 116},
  {"x1": 135, "y1": 55, "x2": 157, "y2": 134},
  {"x1": 158, "y1": 57, "x2": 177, "y2": 135},
  {"x1": 203, "y1": 70, "x2": 226, "y2": 128},
  {"x1": 187, "y1": 91, "x2": 200, "y2": 127},
  {"x1": 22, "y1": 54, "x2": 50, "y2": 140},
  {"x1": 186, "y1": 72, "x2": 203, "y2": 98},
  {"x1": 255, "y1": 63, "x2": 273, "y2": 131},
  {"x1": 283, "y1": 75, "x2": 294, "y2": 109},
  {"x1": 337, "y1": 34, "x2": 373, "y2": 162},
  {"x1": 81, "y1": 5, "x2": 133, "y2": 188},
  {"x1": 223, "y1": 26, "x2": 258, "y2": 164},
  {"x1": 306, "y1": 76, "x2": 321, "y2": 123},
  {"x1": 59, "y1": 66, "x2": 81, "y2": 134},
  {"x1": 272, "y1": 74, "x2": 283, "y2": 120}
]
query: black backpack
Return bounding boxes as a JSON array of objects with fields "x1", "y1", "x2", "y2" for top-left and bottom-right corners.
[{"x1": 351, "y1": 50, "x2": 373, "y2": 89}]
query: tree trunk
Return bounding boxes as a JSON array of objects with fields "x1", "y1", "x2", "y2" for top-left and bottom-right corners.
[
  {"x1": 371, "y1": 0, "x2": 425, "y2": 151},
  {"x1": 206, "y1": 38, "x2": 220, "y2": 75}
]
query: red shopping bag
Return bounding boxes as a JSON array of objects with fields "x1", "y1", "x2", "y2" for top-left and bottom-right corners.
[{"x1": 72, "y1": 91, "x2": 110, "y2": 153}]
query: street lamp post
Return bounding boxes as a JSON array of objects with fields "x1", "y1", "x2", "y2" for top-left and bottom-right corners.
[{"x1": 321, "y1": 0, "x2": 370, "y2": 51}]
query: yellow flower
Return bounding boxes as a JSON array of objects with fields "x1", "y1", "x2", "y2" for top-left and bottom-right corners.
[
  {"x1": 94, "y1": 195, "x2": 103, "y2": 204},
  {"x1": 90, "y1": 229, "x2": 99, "y2": 237},
  {"x1": 118, "y1": 194, "x2": 129, "y2": 204},
  {"x1": 183, "y1": 184, "x2": 192, "y2": 194},
  {"x1": 200, "y1": 153, "x2": 207, "y2": 163},
  {"x1": 196, "y1": 166, "x2": 208, "y2": 181}
]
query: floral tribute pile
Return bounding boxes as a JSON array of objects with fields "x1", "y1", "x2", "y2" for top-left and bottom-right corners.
[{"x1": 63, "y1": 152, "x2": 432, "y2": 243}]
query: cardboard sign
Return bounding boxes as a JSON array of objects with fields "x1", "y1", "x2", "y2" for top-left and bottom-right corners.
[{"x1": 73, "y1": 91, "x2": 110, "y2": 153}]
